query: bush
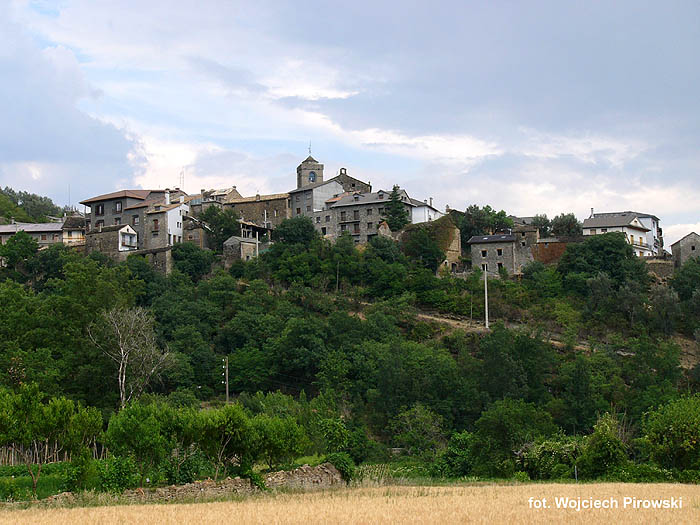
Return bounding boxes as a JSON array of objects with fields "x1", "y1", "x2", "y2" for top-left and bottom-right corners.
[
  {"x1": 0, "y1": 477, "x2": 31, "y2": 501},
  {"x1": 512, "y1": 471, "x2": 530, "y2": 482},
  {"x1": 98, "y1": 456, "x2": 139, "y2": 493},
  {"x1": 389, "y1": 403, "x2": 446, "y2": 460},
  {"x1": 643, "y1": 395, "x2": 700, "y2": 470},
  {"x1": 520, "y1": 435, "x2": 584, "y2": 480},
  {"x1": 63, "y1": 449, "x2": 100, "y2": 492},
  {"x1": 434, "y1": 431, "x2": 477, "y2": 478},
  {"x1": 324, "y1": 452, "x2": 355, "y2": 483},
  {"x1": 578, "y1": 413, "x2": 628, "y2": 479},
  {"x1": 603, "y1": 462, "x2": 674, "y2": 482}
]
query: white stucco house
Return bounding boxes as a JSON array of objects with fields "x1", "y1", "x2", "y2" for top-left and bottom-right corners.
[{"x1": 582, "y1": 211, "x2": 654, "y2": 257}]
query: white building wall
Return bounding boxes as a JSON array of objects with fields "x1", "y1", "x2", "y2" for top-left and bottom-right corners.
[
  {"x1": 166, "y1": 203, "x2": 189, "y2": 245},
  {"x1": 411, "y1": 206, "x2": 444, "y2": 224}
]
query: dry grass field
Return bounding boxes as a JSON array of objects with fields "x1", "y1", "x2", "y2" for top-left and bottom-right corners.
[{"x1": 1, "y1": 483, "x2": 698, "y2": 524}]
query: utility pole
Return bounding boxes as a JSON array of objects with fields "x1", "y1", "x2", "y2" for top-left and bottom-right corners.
[
  {"x1": 222, "y1": 356, "x2": 229, "y2": 404},
  {"x1": 336, "y1": 260, "x2": 340, "y2": 293},
  {"x1": 484, "y1": 268, "x2": 489, "y2": 329}
]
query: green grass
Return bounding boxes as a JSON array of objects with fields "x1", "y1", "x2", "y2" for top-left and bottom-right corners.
[{"x1": 0, "y1": 474, "x2": 65, "y2": 501}]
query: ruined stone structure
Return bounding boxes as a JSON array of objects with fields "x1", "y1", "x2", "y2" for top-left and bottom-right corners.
[
  {"x1": 224, "y1": 193, "x2": 290, "y2": 228},
  {"x1": 671, "y1": 232, "x2": 700, "y2": 268}
]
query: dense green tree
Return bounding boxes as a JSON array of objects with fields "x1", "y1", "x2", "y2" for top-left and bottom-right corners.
[
  {"x1": 254, "y1": 415, "x2": 308, "y2": 469},
  {"x1": 558, "y1": 232, "x2": 649, "y2": 290},
  {"x1": 200, "y1": 206, "x2": 241, "y2": 252},
  {"x1": 401, "y1": 225, "x2": 445, "y2": 272},
  {"x1": 578, "y1": 413, "x2": 627, "y2": 478},
  {"x1": 460, "y1": 204, "x2": 513, "y2": 245},
  {"x1": 550, "y1": 213, "x2": 582, "y2": 237},
  {"x1": 171, "y1": 243, "x2": 215, "y2": 282},
  {"x1": 643, "y1": 395, "x2": 700, "y2": 470},
  {"x1": 381, "y1": 185, "x2": 411, "y2": 232},
  {"x1": 671, "y1": 257, "x2": 700, "y2": 301},
  {"x1": 531, "y1": 214, "x2": 551, "y2": 238},
  {"x1": 471, "y1": 399, "x2": 558, "y2": 477},
  {"x1": 0, "y1": 230, "x2": 38, "y2": 280},
  {"x1": 271, "y1": 216, "x2": 318, "y2": 245},
  {"x1": 389, "y1": 403, "x2": 446, "y2": 459}
]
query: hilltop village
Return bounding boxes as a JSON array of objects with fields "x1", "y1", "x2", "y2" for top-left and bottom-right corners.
[{"x1": 1, "y1": 155, "x2": 696, "y2": 278}]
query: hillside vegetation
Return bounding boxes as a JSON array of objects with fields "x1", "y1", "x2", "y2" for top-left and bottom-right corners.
[{"x1": 1, "y1": 215, "x2": 700, "y2": 500}]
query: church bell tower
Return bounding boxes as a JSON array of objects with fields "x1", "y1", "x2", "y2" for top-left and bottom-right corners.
[{"x1": 296, "y1": 155, "x2": 324, "y2": 189}]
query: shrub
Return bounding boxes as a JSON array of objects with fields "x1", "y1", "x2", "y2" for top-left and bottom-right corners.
[
  {"x1": 512, "y1": 471, "x2": 530, "y2": 482},
  {"x1": 98, "y1": 456, "x2": 139, "y2": 493},
  {"x1": 63, "y1": 449, "x2": 100, "y2": 492},
  {"x1": 603, "y1": 462, "x2": 674, "y2": 482},
  {"x1": 643, "y1": 395, "x2": 700, "y2": 470},
  {"x1": 389, "y1": 403, "x2": 446, "y2": 460},
  {"x1": 520, "y1": 435, "x2": 584, "y2": 480},
  {"x1": 0, "y1": 477, "x2": 31, "y2": 501},
  {"x1": 324, "y1": 452, "x2": 355, "y2": 483},
  {"x1": 578, "y1": 413, "x2": 628, "y2": 479},
  {"x1": 435, "y1": 431, "x2": 477, "y2": 478}
]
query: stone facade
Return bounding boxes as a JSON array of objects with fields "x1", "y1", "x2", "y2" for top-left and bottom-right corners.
[
  {"x1": 80, "y1": 189, "x2": 186, "y2": 249},
  {"x1": 671, "y1": 232, "x2": 700, "y2": 269},
  {"x1": 531, "y1": 236, "x2": 584, "y2": 265},
  {"x1": 468, "y1": 234, "x2": 534, "y2": 276},
  {"x1": 224, "y1": 193, "x2": 290, "y2": 228}
]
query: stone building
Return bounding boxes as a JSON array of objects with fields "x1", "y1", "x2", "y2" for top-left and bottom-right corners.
[
  {"x1": 399, "y1": 214, "x2": 462, "y2": 272},
  {"x1": 84, "y1": 224, "x2": 138, "y2": 254},
  {"x1": 0, "y1": 216, "x2": 86, "y2": 248},
  {"x1": 142, "y1": 198, "x2": 190, "y2": 249},
  {"x1": 671, "y1": 232, "x2": 700, "y2": 269},
  {"x1": 467, "y1": 233, "x2": 534, "y2": 276},
  {"x1": 224, "y1": 193, "x2": 290, "y2": 228},
  {"x1": 189, "y1": 187, "x2": 242, "y2": 216},
  {"x1": 288, "y1": 157, "x2": 372, "y2": 219},
  {"x1": 80, "y1": 188, "x2": 187, "y2": 249},
  {"x1": 222, "y1": 220, "x2": 272, "y2": 265}
]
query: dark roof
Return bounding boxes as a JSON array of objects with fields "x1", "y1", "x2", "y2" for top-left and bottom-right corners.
[
  {"x1": 288, "y1": 178, "x2": 344, "y2": 194},
  {"x1": 582, "y1": 213, "x2": 650, "y2": 231},
  {"x1": 330, "y1": 189, "x2": 414, "y2": 208},
  {"x1": 594, "y1": 211, "x2": 659, "y2": 222},
  {"x1": 80, "y1": 189, "x2": 154, "y2": 205},
  {"x1": 0, "y1": 222, "x2": 64, "y2": 234},
  {"x1": 86, "y1": 224, "x2": 133, "y2": 234},
  {"x1": 670, "y1": 232, "x2": 700, "y2": 247},
  {"x1": 467, "y1": 234, "x2": 516, "y2": 244},
  {"x1": 300, "y1": 155, "x2": 319, "y2": 164},
  {"x1": 62, "y1": 216, "x2": 85, "y2": 230}
]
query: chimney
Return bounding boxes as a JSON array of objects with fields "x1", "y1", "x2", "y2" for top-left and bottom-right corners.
[
  {"x1": 429, "y1": 197, "x2": 433, "y2": 208},
  {"x1": 446, "y1": 204, "x2": 450, "y2": 212},
  {"x1": 424, "y1": 199, "x2": 427, "y2": 204},
  {"x1": 256, "y1": 194, "x2": 261, "y2": 201},
  {"x1": 590, "y1": 207, "x2": 594, "y2": 218},
  {"x1": 200, "y1": 188, "x2": 205, "y2": 197},
  {"x1": 165, "y1": 189, "x2": 170, "y2": 205}
]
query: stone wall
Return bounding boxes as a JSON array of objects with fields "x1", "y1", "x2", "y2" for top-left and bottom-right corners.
[
  {"x1": 121, "y1": 463, "x2": 343, "y2": 503},
  {"x1": 225, "y1": 196, "x2": 290, "y2": 228}
]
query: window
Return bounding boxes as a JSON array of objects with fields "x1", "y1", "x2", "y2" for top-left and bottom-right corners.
[
  {"x1": 188, "y1": 234, "x2": 194, "y2": 240},
  {"x1": 521, "y1": 241, "x2": 526, "y2": 247},
  {"x1": 153, "y1": 219, "x2": 159, "y2": 231},
  {"x1": 325, "y1": 215, "x2": 330, "y2": 222},
  {"x1": 53, "y1": 233, "x2": 59, "y2": 240},
  {"x1": 601, "y1": 228, "x2": 607, "y2": 233},
  {"x1": 321, "y1": 227, "x2": 327, "y2": 235},
  {"x1": 296, "y1": 195, "x2": 300, "y2": 202},
  {"x1": 133, "y1": 215, "x2": 140, "y2": 226},
  {"x1": 114, "y1": 217, "x2": 121, "y2": 225},
  {"x1": 67, "y1": 231, "x2": 73, "y2": 238},
  {"x1": 692, "y1": 245, "x2": 696, "y2": 251},
  {"x1": 482, "y1": 263, "x2": 488, "y2": 271},
  {"x1": 481, "y1": 250, "x2": 487, "y2": 257},
  {"x1": 353, "y1": 210, "x2": 360, "y2": 220},
  {"x1": 96, "y1": 220, "x2": 104, "y2": 230},
  {"x1": 340, "y1": 211, "x2": 347, "y2": 221},
  {"x1": 341, "y1": 224, "x2": 347, "y2": 232},
  {"x1": 296, "y1": 208, "x2": 301, "y2": 215},
  {"x1": 316, "y1": 216, "x2": 320, "y2": 223},
  {"x1": 378, "y1": 207, "x2": 384, "y2": 214},
  {"x1": 115, "y1": 201, "x2": 122, "y2": 213},
  {"x1": 168, "y1": 234, "x2": 172, "y2": 244},
  {"x1": 590, "y1": 229, "x2": 597, "y2": 235},
  {"x1": 497, "y1": 262, "x2": 503, "y2": 270},
  {"x1": 367, "y1": 208, "x2": 373, "y2": 216},
  {"x1": 274, "y1": 210, "x2": 278, "y2": 217},
  {"x1": 95, "y1": 204, "x2": 104, "y2": 216},
  {"x1": 41, "y1": 234, "x2": 47, "y2": 240},
  {"x1": 497, "y1": 248, "x2": 503, "y2": 256},
  {"x1": 306, "y1": 205, "x2": 311, "y2": 212},
  {"x1": 305, "y1": 192, "x2": 311, "y2": 199},
  {"x1": 521, "y1": 232, "x2": 526, "y2": 237},
  {"x1": 353, "y1": 224, "x2": 360, "y2": 234},
  {"x1": 367, "y1": 222, "x2": 373, "y2": 230}
]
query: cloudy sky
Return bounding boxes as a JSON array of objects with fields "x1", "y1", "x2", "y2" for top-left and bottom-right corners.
[{"x1": 1, "y1": 1, "x2": 699, "y2": 244}]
